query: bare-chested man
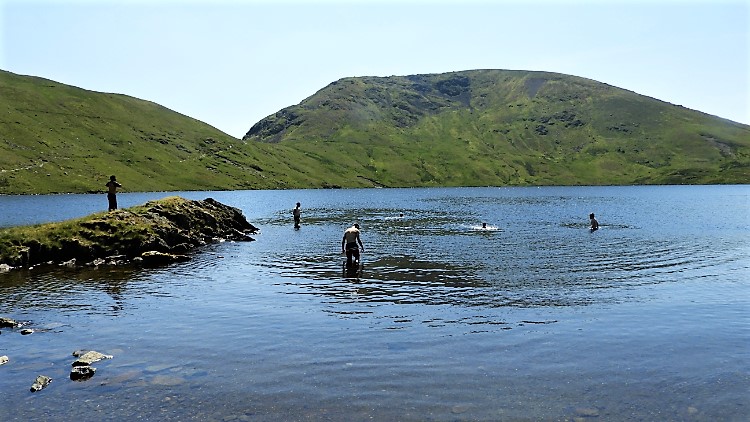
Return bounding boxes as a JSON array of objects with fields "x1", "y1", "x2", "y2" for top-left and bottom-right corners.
[{"x1": 341, "y1": 223, "x2": 364, "y2": 266}]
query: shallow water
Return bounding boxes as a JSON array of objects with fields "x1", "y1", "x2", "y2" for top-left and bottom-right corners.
[{"x1": 1, "y1": 185, "x2": 748, "y2": 421}]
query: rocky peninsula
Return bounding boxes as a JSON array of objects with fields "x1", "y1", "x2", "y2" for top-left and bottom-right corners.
[{"x1": 0, "y1": 197, "x2": 258, "y2": 270}]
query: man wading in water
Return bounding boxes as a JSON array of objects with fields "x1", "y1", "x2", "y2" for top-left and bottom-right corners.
[
  {"x1": 293, "y1": 202, "x2": 301, "y2": 228},
  {"x1": 341, "y1": 223, "x2": 364, "y2": 266}
]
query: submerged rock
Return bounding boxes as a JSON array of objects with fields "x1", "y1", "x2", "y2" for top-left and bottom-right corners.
[
  {"x1": 574, "y1": 407, "x2": 600, "y2": 417},
  {"x1": 30, "y1": 375, "x2": 52, "y2": 392},
  {"x1": 151, "y1": 375, "x2": 185, "y2": 386}
]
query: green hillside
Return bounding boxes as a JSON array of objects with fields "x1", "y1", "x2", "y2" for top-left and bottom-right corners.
[
  {"x1": 0, "y1": 70, "x2": 343, "y2": 195},
  {"x1": 245, "y1": 69, "x2": 750, "y2": 186},
  {"x1": 2, "y1": 69, "x2": 748, "y2": 195}
]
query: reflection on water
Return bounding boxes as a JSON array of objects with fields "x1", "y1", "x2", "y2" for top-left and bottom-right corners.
[
  {"x1": 0, "y1": 266, "x2": 140, "y2": 316},
  {"x1": 0, "y1": 186, "x2": 748, "y2": 421}
]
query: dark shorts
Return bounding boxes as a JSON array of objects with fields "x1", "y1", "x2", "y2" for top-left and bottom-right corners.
[
  {"x1": 107, "y1": 193, "x2": 117, "y2": 210},
  {"x1": 345, "y1": 242, "x2": 358, "y2": 251}
]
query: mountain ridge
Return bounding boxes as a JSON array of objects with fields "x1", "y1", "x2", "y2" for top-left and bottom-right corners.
[
  {"x1": 243, "y1": 69, "x2": 749, "y2": 187},
  {"x1": 1, "y1": 68, "x2": 748, "y2": 195}
]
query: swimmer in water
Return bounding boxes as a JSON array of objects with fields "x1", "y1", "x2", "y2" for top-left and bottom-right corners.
[
  {"x1": 589, "y1": 213, "x2": 599, "y2": 231},
  {"x1": 292, "y1": 202, "x2": 301, "y2": 228}
]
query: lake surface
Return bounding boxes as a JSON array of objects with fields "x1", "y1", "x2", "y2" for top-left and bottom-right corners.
[{"x1": 1, "y1": 185, "x2": 748, "y2": 421}]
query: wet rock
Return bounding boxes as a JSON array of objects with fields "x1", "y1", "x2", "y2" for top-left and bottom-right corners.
[
  {"x1": 451, "y1": 404, "x2": 471, "y2": 414},
  {"x1": 170, "y1": 242, "x2": 193, "y2": 254},
  {"x1": 20, "y1": 328, "x2": 34, "y2": 335},
  {"x1": 141, "y1": 250, "x2": 190, "y2": 265},
  {"x1": 30, "y1": 375, "x2": 52, "y2": 392},
  {"x1": 72, "y1": 350, "x2": 113, "y2": 366},
  {"x1": 0, "y1": 355, "x2": 8, "y2": 365},
  {"x1": 89, "y1": 258, "x2": 107, "y2": 267},
  {"x1": 60, "y1": 258, "x2": 77, "y2": 268},
  {"x1": 0, "y1": 317, "x2": 17, "y2": 328},
  {"x1": 72, "y1": 349, "x2": 91, "y2": 357},
  {"x1": 70, "y1": 365, "x2": 96, "y2": 381},
  {"x1": 0, "y1": 263, "x2": 11, "y2": 273}
]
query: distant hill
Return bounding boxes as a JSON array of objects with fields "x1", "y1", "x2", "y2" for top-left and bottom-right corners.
[
  {"x1": 0, "y1": 70, "x2": 344, "y2": 195},
  {"x1": 245, "y1": 69, "x2": 750, "y2": 186},
  {"x1": 2, "y1": 69, "x2": 748, "y2": 195}
]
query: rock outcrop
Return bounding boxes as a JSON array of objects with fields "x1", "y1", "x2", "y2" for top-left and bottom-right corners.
[
  {"x1": 0, "y1": 317, "x2": 18, "y2": 328},
  {"x1": 70, "y1": 365, "x2": 96, "y2": 381},
  {"x1": 70, "y1": 350, "x2": 112, "y2": 381},
  {"x1": 72, "y1": 350, "x2": 113, "y2": 366},
  {"x1": 0, "y1": 197, "x2": 258, "y2": 269},
  {"x1": 30, "y1": 375, "x2": 52, "y2": 392}
]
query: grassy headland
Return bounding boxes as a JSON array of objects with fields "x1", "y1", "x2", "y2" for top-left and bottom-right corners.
[{"x1": 0, "y1": 196, "x2": 257, "y2": 268}]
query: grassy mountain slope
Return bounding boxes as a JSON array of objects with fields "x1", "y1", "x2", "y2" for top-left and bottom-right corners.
[
  {"x1": 245, "y1": 69, "x2": 750, "y2": 186},
  {"x1": 3, "y1": 69, "x2": 748, "y2": 195},
  {"x1": 0, "y1": 70, "x2": 344, "y2": 194}
]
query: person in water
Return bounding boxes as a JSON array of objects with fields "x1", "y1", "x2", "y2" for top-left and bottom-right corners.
[
  {"x1": 293, "y1": 202, "x2": 301, "y2": 228},
  {"x1": 341, "y1": 223, "x2": 364, "y2": 266},
  {"x1": 105, "y1": 175, "x2": 122, "y2": 211},
  {"x1": 589, "y1": 213, "x2": 599, "y2": 231}
]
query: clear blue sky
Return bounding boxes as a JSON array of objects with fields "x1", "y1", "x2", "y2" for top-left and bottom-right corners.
[{"x1": 2, "y1": 0, "x2": 748, "y2": 138}]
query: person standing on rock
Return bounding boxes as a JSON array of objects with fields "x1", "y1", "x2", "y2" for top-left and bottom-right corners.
[
  {"x1": 105, "y1": 175, "x2": 122, "y2": 211},
  {"x1": 293, "y1": 202, "x2": 302, "y2": 228}
]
